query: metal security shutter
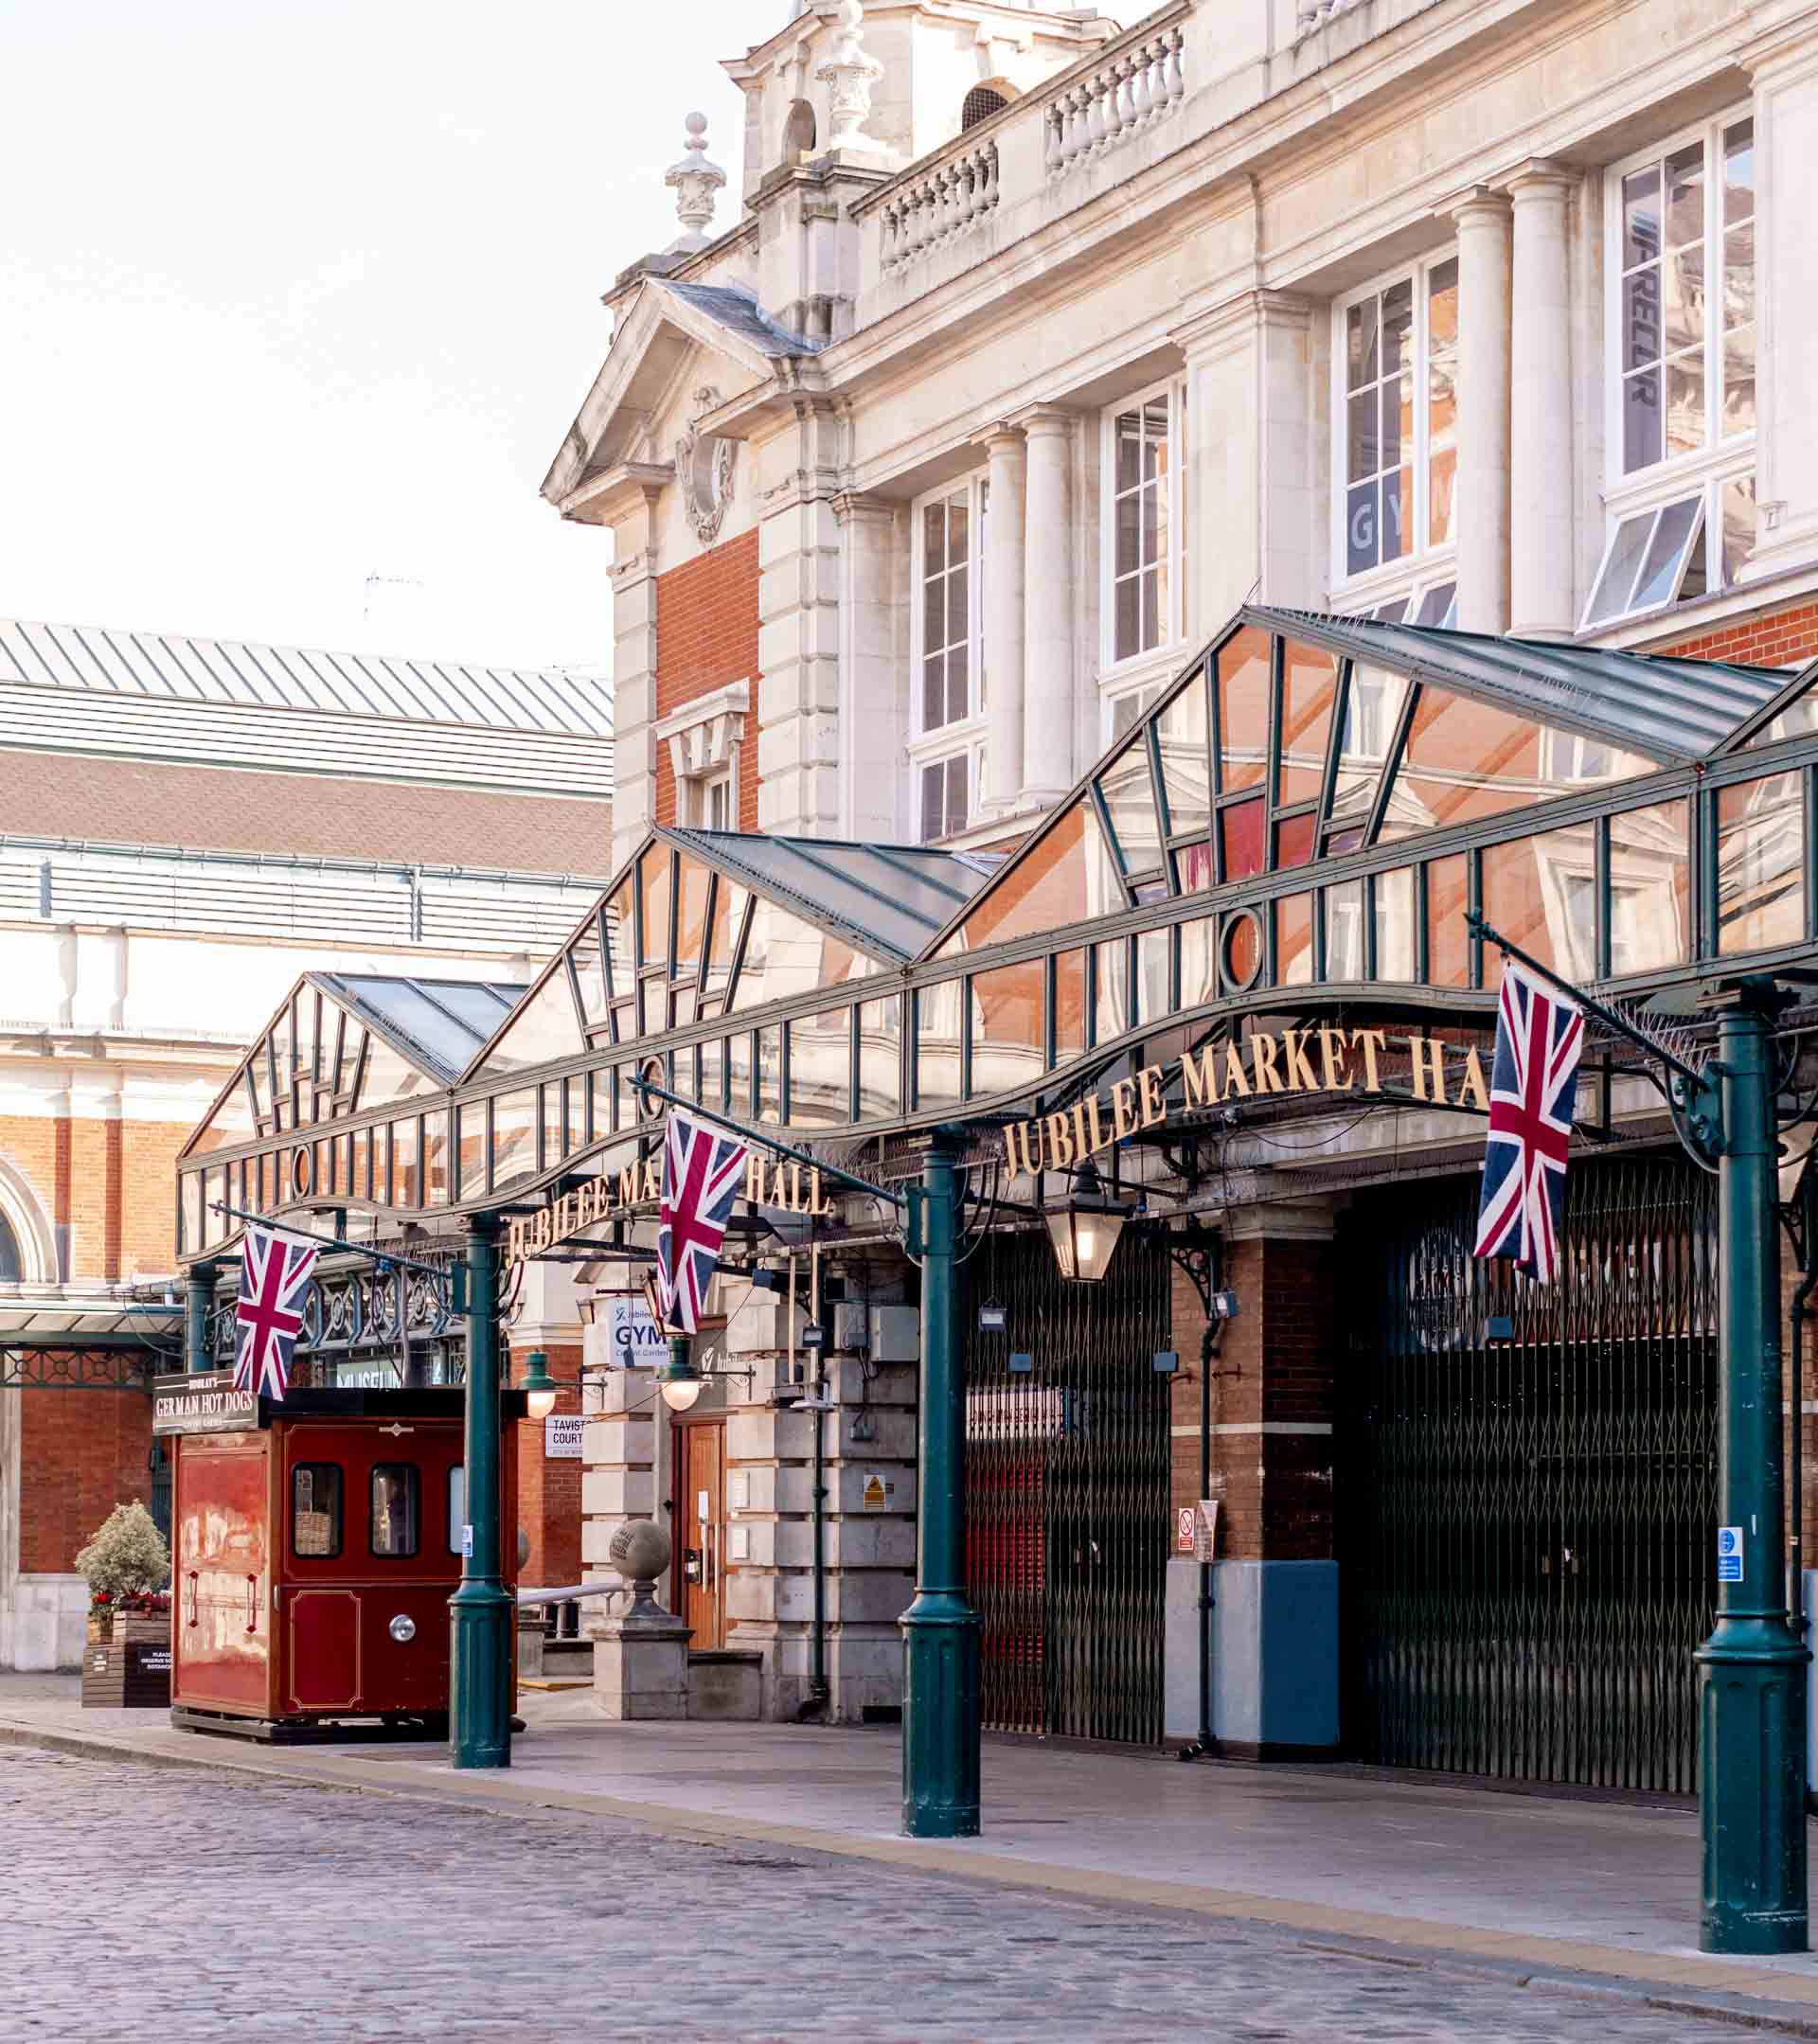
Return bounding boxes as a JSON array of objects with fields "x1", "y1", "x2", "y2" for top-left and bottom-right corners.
[
  {"x1": 963, "y1": 1228, "x2": 1170, "y2": 1745},
  {"x1": 1338, "y1": 1156, "x2": 1718, "y2": 1793}
]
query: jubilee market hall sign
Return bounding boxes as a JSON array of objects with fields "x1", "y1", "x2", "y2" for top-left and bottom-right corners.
[
  {"x1": 505, "y1": 1153, "x2": 833, "y2": 1268},
  {"x1": 1005, "y1": 1022, "x2": 1490, "y2": 1176},
  {"x1": 506, "y1": 1020, "x2": 1488, "y2": 1267}
]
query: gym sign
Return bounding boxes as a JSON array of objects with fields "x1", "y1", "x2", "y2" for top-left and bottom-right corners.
[
  {"x1": 505, "y1": 1152, "x2": 835, "y2": 1269},
  {"x1": 1003, "y1": 1023, "x2": 1491, "y2": 1177}
]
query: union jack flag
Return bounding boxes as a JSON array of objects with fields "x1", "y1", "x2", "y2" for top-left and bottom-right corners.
[
  {"x1": 1473, "y1": 958, "x2": 1585, "y2": 1284},
  {"x1": 233, "y1": 1223, "x2": 318, "y2": 1399},
  {"x1": 656, "y1": 1109, "x2": 749, "y2": 1334}
]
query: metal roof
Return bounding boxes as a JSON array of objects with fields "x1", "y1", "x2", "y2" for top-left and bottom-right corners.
[
  {"x1": 659, "y1": 281, "x2": 825, "y2": 359},
  {"x1": 313, "y1": 972, "x2": 526, "y2": 1085},
  {"x1": 667, "y1": 828, "x2": 1001, "y2": 962},
  {"x1": 1253, "y1": 607, "x2": 1786, "y2": 764},
  {"x1": 0, "y1": 618, "x2": 613, "y2": 739}
]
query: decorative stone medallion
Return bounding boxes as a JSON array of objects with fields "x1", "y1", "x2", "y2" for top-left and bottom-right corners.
[{"x1": 676, "y1": 387, "x2": 736, "y2": 543}]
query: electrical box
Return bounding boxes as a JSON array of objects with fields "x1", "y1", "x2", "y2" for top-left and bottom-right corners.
[
  {"x1": 869, "y1": 1305, "x2": 919, "y2": 1363},
  {"x1": 831, "y1": 1301, "x2": 869, "y2": 1352}
]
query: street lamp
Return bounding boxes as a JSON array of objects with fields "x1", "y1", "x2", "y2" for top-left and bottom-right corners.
[
  {"x1": 518, "y1": 1349, "x2": 560, "y2": 1421},
  {"x1": 1044, "y1": 1160, "x2": 1132, "y2": 1282}
]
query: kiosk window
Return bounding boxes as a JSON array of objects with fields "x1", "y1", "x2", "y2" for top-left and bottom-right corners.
[
  {"x1": 370, "y1": 1464, "x2": 419, "y2": 1557},
  {"x1": 292, "y1": 1464, "x2": 342, "y2": 1559},
  {"x1": 448, "y1": 1465, "x2": 466, "y2": 1556}
]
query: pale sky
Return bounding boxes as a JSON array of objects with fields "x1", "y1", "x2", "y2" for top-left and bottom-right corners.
[{"x1": 0, "y1": 1, "x2": 769, "y2": 675}]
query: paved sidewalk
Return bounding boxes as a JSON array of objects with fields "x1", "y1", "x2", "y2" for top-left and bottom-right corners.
[{"x1": 8, "y1": 1676, "x2": 1818, "y2": 2034}]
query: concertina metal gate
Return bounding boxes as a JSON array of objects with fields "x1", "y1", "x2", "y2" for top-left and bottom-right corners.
[
  {"x1": 963, "y1": 1228, "x2": 1171, "y2": 1745},
  {"x1": 1340, "y1": 1154, "x2": 1719, "y2": 1793}
]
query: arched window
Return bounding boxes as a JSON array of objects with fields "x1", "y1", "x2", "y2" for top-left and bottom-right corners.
[
  {"x1": 0, "y1": 1210, "x2": 20, "y2": 1283},
  {"x1": 783, "y1": 99, "x2": 817, "y2": 157},
  {"x1": 961, "y1": 87, "x2": 1009, "y2": 132}
]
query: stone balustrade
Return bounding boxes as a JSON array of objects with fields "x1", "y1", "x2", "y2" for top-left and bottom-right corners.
[
  {"x1": 879, "y1": 142, "x2": 1000, "y2": 272},
  {"x1": 1295, "y1": 0, "x2": 1364, "y2": 34},
  {"x1": 1044, "y1": 25, "x2": 1185, "y2": 180}
]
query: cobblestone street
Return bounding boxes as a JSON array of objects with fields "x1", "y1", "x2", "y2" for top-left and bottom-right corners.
[{"x1": 0, "y1": 1743, "x2": 1802, "y2": 2043}]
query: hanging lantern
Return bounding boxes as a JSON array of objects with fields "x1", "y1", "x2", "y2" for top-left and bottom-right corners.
[{"x1": 1044, "y1": 1161, "x2": 1132, "y2": 1283}]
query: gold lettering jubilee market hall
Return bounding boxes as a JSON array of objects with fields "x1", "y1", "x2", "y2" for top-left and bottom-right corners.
[{"x1": 172, "y1": 609, "x2": 1818, "y2": 1954}]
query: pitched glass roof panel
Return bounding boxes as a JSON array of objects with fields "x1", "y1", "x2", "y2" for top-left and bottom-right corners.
[
  {"x1": 668, "y1": 828, "x2": 996, "y2": 963},
  {"x1": 934, "y1": 800, "x2": 1122, "y2": 958},
  {"x1": 317, "y1": 973, "x2": 525, "y2": 1084},
  {"x1": 473, "y1": 969, "x2": 585, "y2": 1075},
  {"x1": 1379, "y1": 686, "x2": 1655, "y2": 842},
  {"x1": 1736, "y1": 662, "x2": 1818, "y2": 751},
  {"x1": 1256, "y1": 606, "x2": 1783, "y2": 761}
]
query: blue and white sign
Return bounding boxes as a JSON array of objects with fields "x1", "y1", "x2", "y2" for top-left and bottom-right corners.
[
  {"x1": 1717, "y1": 1525, "x2": 1744, "y2": 1583},
  {"x1": 608, "y1": 1295, "x2": 667, "y2": 1367}
]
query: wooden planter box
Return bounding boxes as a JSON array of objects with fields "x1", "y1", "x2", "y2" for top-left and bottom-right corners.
[{"x1": 81, "y1": 1610, "x2": 172, "y2": 1709}]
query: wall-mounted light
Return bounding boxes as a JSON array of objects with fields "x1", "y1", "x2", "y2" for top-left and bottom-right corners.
[
  {"x1": 658, "y1": 1333, "x2": 703, "y2": 1412},
  {"x1": 519, "y1": 1349, "x2": 560, "y2": 1421}
]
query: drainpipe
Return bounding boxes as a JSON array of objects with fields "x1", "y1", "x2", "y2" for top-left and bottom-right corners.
[
  {"x1": 1197, "y1": 1313, "x2": 1217, "y2": 1756},
  {"x1": 1179, "y1": 1233, "x2": 1225, "y2": 1764},
  {"x1": 797, "y1": 1238, "x2": 831, "y2": 1720}
]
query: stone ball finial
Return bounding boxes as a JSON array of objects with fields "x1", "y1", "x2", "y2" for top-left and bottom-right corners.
[
  {"x1": 665, "y1": 111, "x2": 727, "y2": 253},
  {"x1": 607, "y1": 1517, "x2": 671, "y2": 1584}
]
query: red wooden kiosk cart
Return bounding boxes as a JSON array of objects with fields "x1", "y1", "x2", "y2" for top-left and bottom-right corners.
[{"x1": 155, "y1": 1372, "x2": 521, "y2": 1742}]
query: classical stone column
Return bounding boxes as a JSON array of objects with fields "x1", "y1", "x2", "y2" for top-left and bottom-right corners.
[
  {"x1": 1508, "y1": 164, "x2": 1578, "y2": 639},
  {"x1": 1738, "y1": 21, "x2": 1818, "y2": 583},
  {"x1": 608, "y1": 482, "x2": 664, "y2": 873},
  {"x1": 1019, "y1": 408, "x2": 1077, "y2": 805},
  {"x1": 755, "y1": 399, "x2": 844, "y2": 838},
  {"x1": 980, "y1": 425, "x2": 1026, "y2": 814},
  {"x1": 833, "y1": 492, "x2": 902, "y2": 840},
  {"x1": 1174, "y1": 292, "x2": 1317, "y2": 629},
  {"x1": 1453, "y1": 188, "x2": 1513, "y2": 635}
]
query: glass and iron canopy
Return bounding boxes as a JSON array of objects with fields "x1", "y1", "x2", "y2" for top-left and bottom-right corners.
[{"x1": 176, "y1": 607, "x2": 1818, "y2": 1254}]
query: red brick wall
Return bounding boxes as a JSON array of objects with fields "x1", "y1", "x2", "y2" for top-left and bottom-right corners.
[
  {"x1": 653, "y1": 531, "x2": 761, "y2": 830},
  {"x1": 1662, "y1": 600, "x2": 1818, "y2": 667},
  {"x1": 513, "y1": 1342, "x2": 582, "y2": 1590},
  {"x1": 4, "y1": 1108, "x2": 194, "y2": 1577},
  {"x1": 119, "y1": 1121, "x2": 196, "y2": 1278},
  {"x1": 18, "y1": 1386, "x2": 154, "y2": 1573},
  {"x1": 0, "y1": 1111, "x2": 193, "y2": 1285},
  {"x1": 1170, "y1": 1233, "x2": 1336, "y2": 1564}
]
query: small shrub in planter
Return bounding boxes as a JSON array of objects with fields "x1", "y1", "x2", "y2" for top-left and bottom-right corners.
[
  {"x1": 76, "y1": 1503, "x2": 172, "y2": 1709},
  {"x1": 76, "y1": 1502, "x2": 169, "y2": 1644},
  {"x1": 75, "y1": 1501, "x2": 169, "y2": 1604}
]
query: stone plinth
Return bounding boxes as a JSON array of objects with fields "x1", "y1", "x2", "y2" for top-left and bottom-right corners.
[{"x1": 594, "y1": 1591, "x2": 693, "y2": 1721}]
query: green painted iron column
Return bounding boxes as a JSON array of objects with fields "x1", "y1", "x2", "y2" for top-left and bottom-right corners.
[
  {"x1": 900, "y1": 1129, "x2": 981, "y2": 1837},
  {"x1": 184, "y1": 1259, "x2": 220, "y2": 1374},
  {"x1": 450, "y1": 1212, "x2": 511, "y2": 1769},
  {"x1": 1697, "y1": 979, "x2": 1808, "y2": 1954}
]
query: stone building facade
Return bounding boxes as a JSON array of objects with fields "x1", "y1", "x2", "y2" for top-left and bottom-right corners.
[{"x1": 516, "y1": 0, "x2": 1818, "y2": 1750}]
